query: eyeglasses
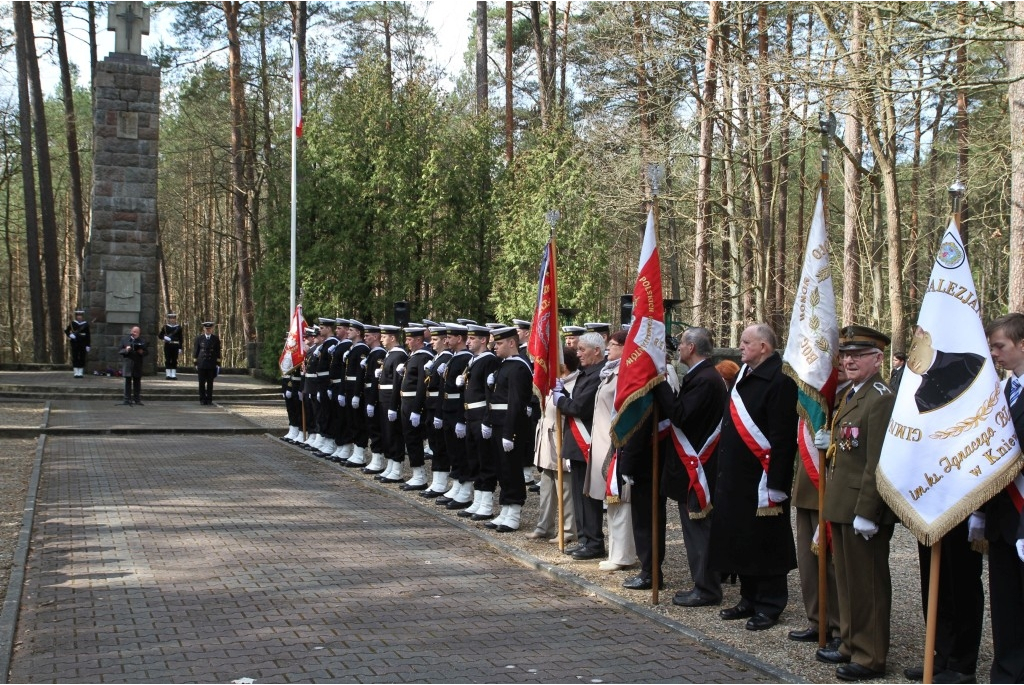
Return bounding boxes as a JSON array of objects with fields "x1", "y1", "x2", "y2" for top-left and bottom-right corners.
[{"x1": 839, "y1": 349, "x2": 880, "y2": 360}]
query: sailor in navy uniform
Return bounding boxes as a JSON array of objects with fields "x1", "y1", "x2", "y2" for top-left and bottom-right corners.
[
  {"x1": 338, "y1": 320, "x2": 370, "y2": 467},
  {"x1": 361, "y1": 325, "x2": 388, "y2": 474},
  {"x1": 65, "y1": 310, "x2": 91, "y2": 377},
  {"x1": 439, "y1": 323, "x2": 474, "y2": 509},
  {"x1": 422, "y1": 325, "x2": 453, "y2": 497},
  {"x1": 562, "y1": 325, "x2": 586, "y2": 350},
  {"x1": 193, "y1": 321, "x2": 222, "y2": 406},
  {"x1": 458, "y1": 325, "x2": 501, "y2": 520},
  {"x1": 376, "y1": 325, "x2": 409, "y2": 483},
  {"x1": 158, "y1": 313, "x2": 183, "y2": 379},
  {"x1": 399, "y1": 326, "x2": 434, "y2": 490},
  {"x1": 513, "y1": 318, "x2": 541, "y2": 492}
]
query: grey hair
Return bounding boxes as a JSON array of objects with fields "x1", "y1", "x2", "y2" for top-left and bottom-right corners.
[
  {"x1": 750, "y1": 323, "x2": 778, "y2": 350},
  {"x1": 682, "y1": 327, "x2": 714, "y2": 357},
  {"x1": 577, "y1": 332, "x2": 606, "y2": 354}
]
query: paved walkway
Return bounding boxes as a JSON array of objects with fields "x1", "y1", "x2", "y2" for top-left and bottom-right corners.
[{"x1": 0, "y1": 374, "x2": 792, "y2": 683}]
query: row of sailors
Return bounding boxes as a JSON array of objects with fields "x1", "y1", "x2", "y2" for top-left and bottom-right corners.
[{"x1": 278, "y1": 318, "x2": 614, "y2": 531}]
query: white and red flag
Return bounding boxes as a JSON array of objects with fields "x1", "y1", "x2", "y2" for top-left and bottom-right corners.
[
  {"x1": 293, "y1": 40, "x2": 303, "y2": 138},
  {"x1": 279, "y1": 304, "x2": 307, "y2": 374},
  {"x1": 782, "y1": 189, "x2": 839, "y2": 499},
  {"x1": 612, "y1": 208, "x2": 667, "y2": 446},
  {"x1": 528, "y1": 239, "x2": 562, "y2": 405},
  {"x1": 878, "y1": 219, "x2": 1023, "y2": 545}
]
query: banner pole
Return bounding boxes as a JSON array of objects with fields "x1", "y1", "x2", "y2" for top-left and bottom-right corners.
[
  {"x1": 556, "y1": 409, "x2": 565, "y2": 552},
  {"x1": 923, "y1": 538, "x2": 942, "y2": 685}
]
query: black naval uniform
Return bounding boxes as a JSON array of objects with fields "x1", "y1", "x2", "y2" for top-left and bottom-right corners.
[
  {"x1": 490, "y1": 354, "x2": 534, "y2": 507},
  {"x1": 345, "y1": 339, "x2": 370, "y2": 455},
  {"x1": 380, "y1": 345, "x2": 409, "y2": 466},
  {"x1": 301, "y1": 342, "x2": 321, "y2": 436},
  {"x1": 364, "y1": 345, "x2": 387, "y2": 459},
  {"x1": 65, "y1": 319, "x2": 91, "y2": 370},
  {"x1": 327, "y1": 336, "x2": 349, "y2": 447},
  {"x1": 158, "y1": 322, "x2": 183, "y2": 371},
  {"x1": 317, "y1": 335, "x2": 340, "y2": 439},
  {"x1": 194, "y1": 331, "x2": 222, "y2": 405},
  {"x1": 283, "y1": 367, "x2": 303, "y2": 429},
  {"x1": 464, "y1": 350, "x2": 501, "y2": 494},
  {"x1": 401, "y1": 346, "x2": 434, "y2": 469},
  {"x1": 425, "y1": 348, "x2": 454, "y2": 475},
  {"x1": 442, "y1": 349, "x2": 473, "y2": 486},
  {"x1": 519, "y1": 342, "x2": 541, "y2": 472}
]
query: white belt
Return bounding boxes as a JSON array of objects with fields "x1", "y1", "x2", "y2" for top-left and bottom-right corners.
[
  {"x1": 378, "y1": 384, "x2": 393, "y2": 390},
  {"x1": 316, "y1": 371, "x2": 330, "y2": 377},
  {"x1": 401, "y1": 391, "x2": 417, "y2": 397},
  {"x1": 364, "y1": 383, "x2": 372, "y2": 388},
  {"x1": 489, "y1": 403, "x2": 508, "y2": 410},
  {"x1": 445, "y1": 393, "x2": 461, "y2": 399},
  {"x1": 331, "y1": 379, "x2": 342, "y2": 384},
  {"x1": 427, "y1": 391, "x2": 440, "y2": 397},
  {"x1": 465, "y1": 401, "x2": 487, "y2": 409},
  {"x1": 345, "y1": 376, "x2": 357, "y2": 381}
]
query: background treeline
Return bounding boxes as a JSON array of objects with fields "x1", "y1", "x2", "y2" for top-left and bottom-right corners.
[{"x1": 2, "y1": 1, "x2": 1023, "y2": 371}]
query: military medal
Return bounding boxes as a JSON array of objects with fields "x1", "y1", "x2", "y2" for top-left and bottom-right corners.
[{"x1": 850, "y1": 426, "x2": 859, "y2": 449}]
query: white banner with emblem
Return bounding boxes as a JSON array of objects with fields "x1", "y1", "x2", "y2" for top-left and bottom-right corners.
[{"x1": 878, "y1": 218, "x2": 1023, "y2": 545}]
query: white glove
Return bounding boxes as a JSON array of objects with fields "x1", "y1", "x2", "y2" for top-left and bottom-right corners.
[
  {"x1": 352, "y1": 396, "x2": 360, "y2": 409},
  {"x1": 374, "y1": 368, "x2": 382, "y2": 379},
  {"x1": 163, "y1": 336, "x2": 171, "y2": 343},
  {"x1": 298, "y1": 391, "x2": 304, "y2": 401},
  {"x1": 327, "y1": 388, "x2": 333, "y2": 400},
  {"x1": 1017, "y1": 539, "x2": 1024, "y2": 562},
  {"x1": 316, "y1": 391, "x2": 321, "y2": 402},
  {"x1": 554, "y1": 378, "x2": 565, "y2": 393},
  {"x1": 433, "y1": 417, "x2": 443, "y2": 430},
  {"x1": 455, "y1": 422, "x2": 467, "y2": 439},
  {"x1": 563, "y1": 458, "x2": 572, "y2": 473},
  {"x1": 285, "y1": 390, "x2": 292, "y2": 399},
  {"x1": 216, "y1": 366, "x2": 220, "y2": 376},
  {"x1": 481, "y1": 424, "x2": 493, "y2": 439},
  {"x1": 397, "y1": 363, "x2": 406, "y2": 376},
  {"x1": 411, "y1": 412, "x2": 421, "y2": 427},
  {"x1": 967, "y1": 512, "x2": 986, "y2": 542},
  {"x1": 812, "y1": 524, "x2": 821, "y2": 547},
  {"x1": 436, "y1": 362, "x2": 447, "y2": 375},
  {"x1": 86, "y1": 346, "x2": 90, "y2": 352},
  {"x1": 387, "y1": 409, "x2": 398, "y2": 422},
  {"x1": 328, "y1": 344, "x2": 337, "y2": 354},
  {"x1": 552, "y1": 391, "x2": 565, "y2": 406},
  {"x1": 502, "y1": 438, "x2": 514, "y2": 452},
  {"x1": 853, "y1": 515, "x2": 879, "y2": 540},
  {"x1": 768, "y1": 488, "x2": 788, "y2": 504},
  {"x1": 360, "y1": 357, "x2": 367, "y2": 368},
  {"x1": 338, "y1": 394, "x2": 346, "y2": 407},
  {"x1": 366, "y1": 404, "x2": 375, "y2": 418},
  {"x1": 623, "y1": 475, "x2": 635, "y2": 486},
  {"x1": 813, "y1": 428, "x2": 831, "y2": 450},
  {"x1": 526, "y1": 406, "x2": 532, "y2": 417},
  {"x1": 425, "y1": 360, "x2": 433, "y2": 370},
  {"x1": 486, "y1": 372, "x2": 495, "y2": 388},
  {"x1": 455, "y1": 374, "x2": 465, "y2": 387},
  {"x1": 69, "y1": 332, "x2": 77, "y2": 340},
  {"x1": 282, "y1": 392, "x2": 286, "y2": 399}
]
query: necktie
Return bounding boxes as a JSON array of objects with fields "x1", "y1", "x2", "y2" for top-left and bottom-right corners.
[
  {"x1": 846, "y1": 387, "x2": 856, "y2": 403},
  {"x1": 1011, "y1": 376, "x2": 1021, "y2": 407}
]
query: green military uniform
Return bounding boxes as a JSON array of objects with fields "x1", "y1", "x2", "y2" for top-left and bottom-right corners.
[{"x1": 821, "y1": 325, "x2": 896, "y2": 678}]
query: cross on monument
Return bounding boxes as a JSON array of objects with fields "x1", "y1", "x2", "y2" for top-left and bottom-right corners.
[{"x1": 107, "y1": 1, "x2": 150, "y2": 55}]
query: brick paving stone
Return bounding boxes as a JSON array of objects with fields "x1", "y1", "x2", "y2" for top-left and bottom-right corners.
[{"x1": 6, "y1": 430, "x2": 777, "y2": 684}]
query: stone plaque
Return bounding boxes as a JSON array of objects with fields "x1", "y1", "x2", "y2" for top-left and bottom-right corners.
[
  {"x1": 106, "y1": 271, "x2": 141, "y2": 312},
  {"x1": 117, "y1": 111, "x2": 139, "y2": 139}
]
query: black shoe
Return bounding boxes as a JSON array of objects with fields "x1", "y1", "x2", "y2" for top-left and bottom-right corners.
[
  {"x1": 571, "y1": 547, "x2": 606, "y2": 560},
  {"x1": 827, "y1": 635, "x2": 842, "y2": 650},
  {"x1": 788, "y1": 627, "x2": 820, "y2": 643},
  {"x1": 563, "y1": 544, "x2": 584, "y2": 555},
  {"x1": 435, "y1": 496, "x2": 453, "y2": 505},
  {"x1": 815, "y1": 648, "x2": 851, "y2": 664},
  {"x1": 528, "y1": 483, "x2": 541, "y2": 492},
  {"x1": 495, "y1": 524, "x2": 518, "y2": 533},
  {"x1": 470, "y1": 512, "x2": 495, "y2": 521},
  {"x1": 719, "y1": 602, "x2": 755, "y2": 621},
  {"x1": 904, "y1": 667, "x2": 924, "y2": 681},
  {"x1": 745, "y1": 613, "x2": 777, "y2": 631},
  {"x1": 836, "y1": 663, "x2": 885, "y2": 681},
  {"x1": 420, "y1": 489, "x2": 443, "y2": 498},
  {"x1": 119, "y1": 400, "x2": 132, "y2": 405},
  {"x1": 363, "y1": 466, "x2": 386, "y2": 475},
  {"x1": 456, "y1": 508, "x2": 477, "y2": 517},
  {"x1": 933, "y1": 670, "x2": 975, "y2": 684},
  {"x1": 446, "y1": 499, "x2": 471, "y2": 510},
  {"x1": 133, "y1": 400, "x2": 143, "y2": 405},
  {"x1": 621, "y1": 575, "x2": 653, "y2": 590},
  {"x1": 400, "y1": 482, "x2": 428, "y2": 491},
  {"x1": 672, "y1": 590, "x2": 720, "y2": 607}
]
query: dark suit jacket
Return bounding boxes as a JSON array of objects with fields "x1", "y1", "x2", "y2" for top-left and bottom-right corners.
[
  {"x1": 985, "y1": 378, "x2": 1024, "y2": 544},
  {"x1": 914, "y1": 350, "x2": 984, "y2": 413},
  {"x1": 556, "y1": 360, "x2": 605, "y2": 463},
  {"x1": 193, "y1": 334, "x2": 221, "y2": 370}
]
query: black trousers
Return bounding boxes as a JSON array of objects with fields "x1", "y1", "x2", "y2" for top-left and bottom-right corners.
[
  {"x1": 629, "y1": 475, "x2": 666, "y2": 579},
  {"x1": 71, "y1": 344, "x2": 88, "y2": 367},
  {"x1": 738, "y1": 573, "x2": 788, "y2": 620},
  {"x1": 989, "y1": 536, "x2": 1024, "y2": 683},
  {"x1": 197, "y1": 368, "x2": 216, "y2": 403},
  {"x1": 915, "y1": 518, "x2": 983, "y2": 675},
  {"x1": 492, "y1": 430, "x2": 526, "y2": 506},
  {"x1": 164, "y1": 345, "x2": 179, "y2": 369},
  {"x1": 402, "y1": 407, "x2": 426, "y2": 467},
  {"x1": 428, "y1": 413, "x2": 449, "y2": 472},
  {"x1": 570, "y1": 465, "x2": 604, "y2": 551},
  {"x1": 467, "y1": 420, "x2": 497, "y2": 491},
  {"x1": 123, "y1": 374, "x2": 141, "y2": 401},
  {"x1": 367, "y1": 405, "x2": 384, "y2": 454},
  {"x1": 383, "y1": 407, "x2": 405, "y2": 462},
  {"x1": 444, "y1": 420, "x2": 467, "y2": 480}
]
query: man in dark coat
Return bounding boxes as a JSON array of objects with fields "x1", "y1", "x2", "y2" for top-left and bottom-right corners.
[
  {"x1": 708, "y1": 323, "x2": 798, "y2": 631},
  {"x1": 193, "y1": 321, "x2": 222, "y2": 406},
  {"x1": 118, "y1": 325, "x2": 147, "y2": 405},
  {"x1": 399, "y1": 327, "x2": 434, "y2": 490},
  {"x1": 648, "y1": 326, "x2": 728, "y2": 604}
]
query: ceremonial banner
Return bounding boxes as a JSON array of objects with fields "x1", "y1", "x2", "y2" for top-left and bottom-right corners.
[
  {"x1": 279, "y1": 304, "x2": 307, "y2": 374},
  {"x1": 782, "y1": 190, "x2": 839, "y2": 492},
  {"x1": 528, "y1": 239, "x2": 562, "y2": 404},
  {"x1": 878, "y1": 220, "x2": 1023, "y2": 545},
  {"x1": 293, "y1": 40, "x2": 303, "y2": 138},
  {"x1": 612, "y1": 208, "x2": 667, "y2": 446}
]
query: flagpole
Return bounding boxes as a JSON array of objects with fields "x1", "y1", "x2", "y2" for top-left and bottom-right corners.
[
  {"x1": 647, "y1": 162, "x2": 664, "y2": 606},
  {"x1": 544, "y1": 210, "x2": 567, "y2": 553},
  {"x1": 290, "y1": 35, "x2": 299, "y2": 314}
]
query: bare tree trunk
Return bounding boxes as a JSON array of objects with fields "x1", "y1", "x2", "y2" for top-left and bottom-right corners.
[
  {"x1": 842, "y1": 6, "x2": 863, "y2": 327},
  {"x1": 18, "y1": 2, "x2": 64, "y2": 363},
  {"x1": 774, "y1": 8, "x2": 793, "y2": 333},
  {"x1": 559, "y1": 2, "x2": 570, "y2": 108},
  {"x1": 955, "y1": 5, "x2": 969, "y2": 253},
  {"x1": 223, "y1": 1, "x2": 256, "y2": 345},
  {"x1": 13, "y1": 3, "x2": 46, "y2": 362},
  {"x1": 505, "y1": 2, "x2": 513, "y2": 163},
  {"x1": 475, "y1": 1, "x2": 488, "y2": 113},
  {"x1": 908, "y1": 60, "x2": 924, "y2": 327},
  {"x1": 756, "y1": 4, "x2": 775, "y2": 328},
  {"x1": 529, "y1": 2, "x2": 553, "y2": 128},
  {"x1": 87, "y1": 2, "x2": 97, "y2": 87},
  {"x1": 692, "y1": 0, "x2": 719, "y2": 327},
  {"x1": 1008, "y1": 0, "x2": 1024, "y2": 311},
  {"x1": 869, "y1": 178, "x2": 883, "y2": 324},
  {"x1": 52, "y1": 2, "x2": 87, "y2": 294}
]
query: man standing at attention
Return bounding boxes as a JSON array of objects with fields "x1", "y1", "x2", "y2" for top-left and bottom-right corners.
[
  {"x1": 194, "y1": 321, "x2": 222, "y2": 405},
  {"x1": 709, "y1": 323, "x2": 798, "y2": 631},
  {"x1": 118, "y1": 325, "x2": 147, "y2": 405}
]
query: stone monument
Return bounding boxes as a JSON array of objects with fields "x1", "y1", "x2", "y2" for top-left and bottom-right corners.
[{"x1": 81, "y1": 1, "x2": 160, "y2": 374}]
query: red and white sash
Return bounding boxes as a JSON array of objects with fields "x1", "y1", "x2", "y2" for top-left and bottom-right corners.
[
  {"x1": 1003, "y1": 379, "x2": 1024, "y2": 513},
  {"x1": 667, "y1": 421, "x2": 720, "y2": 519},
  {"x1": 568, "y1": 417, "x2": 592, "y2": 462},
  {"x1": 729, "y1": 367, "x2": 781, "y2": 516},
  {"x1": 605, "y1": 450, "x2": 620, "y2": 502},
  {"x1": 796, "y1": 418, "x2": 821, "y2": 490}
]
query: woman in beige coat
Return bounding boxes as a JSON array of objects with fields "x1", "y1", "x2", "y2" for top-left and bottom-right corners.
[
  {"x1": 527, "y1": 347, "x2": 579, "y2": 541},
  {"x1": 585, "y1": 330, "x2": 637, "y2": 570}
]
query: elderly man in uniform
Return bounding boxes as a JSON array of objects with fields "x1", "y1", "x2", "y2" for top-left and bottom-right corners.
[
  {"x1": 708, "y1": 323, "x2": 798, "y2": 631},
  {"x1": 814, "y1": 325, "x2": 897, "y2": 681}
]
